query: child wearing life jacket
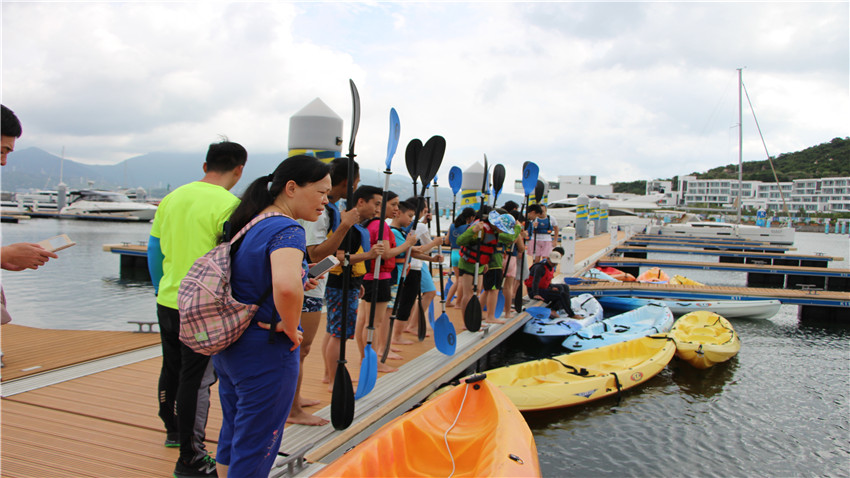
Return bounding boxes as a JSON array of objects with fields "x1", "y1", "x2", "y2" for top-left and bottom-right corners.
[
  {"x1": 357, "y1": 191, "x2": 416, "y2": 373},
  {"x1": 525, "y1": 247, "x2": 575, "y2": 318},
  {"x1": 456, "y1": 206, "x2": 516, "y2": 325},
  {"x1": 526, "y1": 204, "x2": 559, "y2": 263}
]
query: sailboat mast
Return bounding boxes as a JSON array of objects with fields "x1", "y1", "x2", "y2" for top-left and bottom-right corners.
[{"x1": 736, "y1": 68, "x2": 744, "y2": 224}]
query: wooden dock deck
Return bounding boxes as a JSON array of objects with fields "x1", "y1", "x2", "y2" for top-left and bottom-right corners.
[{"x1": 1, "y1": 232, "x2": 623, "y2": 477}]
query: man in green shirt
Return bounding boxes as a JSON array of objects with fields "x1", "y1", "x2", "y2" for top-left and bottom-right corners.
[{"x1": 147, "y1": 141, "x2": 246, "y2": 478}]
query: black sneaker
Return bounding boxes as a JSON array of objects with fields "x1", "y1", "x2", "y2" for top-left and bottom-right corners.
[
  {"x1": 173, "y1": 455, "x2": 217, "y2": 478},
  {"x1": 164, "y1": 432, "x2": 179, "y2": 448}
]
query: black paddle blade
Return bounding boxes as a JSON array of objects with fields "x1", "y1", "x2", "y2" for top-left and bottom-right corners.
[
  {"x1": 348, "y1": 80, "x2": 360, "y2": 156},
  {"x1": 331, "y1": 363, "x2": 355, "y2": 430},
  {"x1": 420, "y1": 135, "x2": 446, "y2": 186},
  {"x1": 396, "y1": 270, "x2": 421, "y2": 322},
  {"x1": 492, "y1": 163, "x2": 506, "y2": 205},
  {"x1": 534, "y1": 179, "x2": 545, "y2": 204},
  {"x1": 464, "y1": 296, "x2": 482, "y2": 332},
  {"x1": 405, "y1": 139, "x2": 422, "y2": 181}
]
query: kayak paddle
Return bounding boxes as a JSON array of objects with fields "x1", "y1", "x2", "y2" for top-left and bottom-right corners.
[
  {"x1": 331, "y1": 79, "x2": 359, "y2": 430},
  {"x1": 355, "y1": 107, "x2": 400, "y2": 400}
]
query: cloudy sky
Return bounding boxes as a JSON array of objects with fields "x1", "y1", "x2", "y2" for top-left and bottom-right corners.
[{"x1": 2, "y1": 1, "x2": 847, "y2": 188}]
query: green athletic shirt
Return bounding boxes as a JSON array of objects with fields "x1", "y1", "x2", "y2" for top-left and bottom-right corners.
[{"x1": 150, "y1": 181, "x2": 240, "y2": 308}]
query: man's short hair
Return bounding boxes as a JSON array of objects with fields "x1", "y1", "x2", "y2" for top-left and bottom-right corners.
[
  {"x1": 205, "y1": 141, "x2": 247, "y2": 173},
  {"x1": 1, "y1": 105, "x2": 23, "y2": 138},
  {"x1": 352, "y1": 185, "x2": 382, "y2": 208},
  {"x1": 329, "y1": 157, "x2": 360, "y2": 187},
  {"x1": 503, "y1": 200, "x2": 519, "y2": 212}
]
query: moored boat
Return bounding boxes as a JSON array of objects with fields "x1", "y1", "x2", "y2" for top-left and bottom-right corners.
[
  {"x1": 670, "y1": 311, "x2": 741, "y2": 369},
  {"x1": 521, "y1": 294, "x2": 604, "y2": 344},
  {"x1": 668, "y1": 274, "x2": 704, "y2": 286},
  {"x1": 482, "y1": 335, "x2": 676, "y2": 412},
  {"x1": 595, "y1": 266, "x2": 635, "y2": 281},
  {"x1": 636, "y1": 267, "x2": 670, "y2": 283},
  {"x1": 60, "y1": 190, "x2": 158, "y2": 221},
  {"x1": 313, "y1": 375, "x2": 540, "y2": 477},
  {"x1": 597, "y1": 296, "x2": 781, "y2": 320},
  {"x1": 563, "y1": 302, "x2": 674, "y2": 351}
]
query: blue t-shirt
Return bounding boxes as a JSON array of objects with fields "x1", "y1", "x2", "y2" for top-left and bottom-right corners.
[
  {"x1": 231, "y1": 215, "x2": 307, "y2": 327},
  {"x1": 448, "y1": 223, "x2": 469, "y2": 249}
]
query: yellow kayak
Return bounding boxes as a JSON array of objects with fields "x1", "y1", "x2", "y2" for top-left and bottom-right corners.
[
  {"x1": 669, "y1": 274, "x2": 704, "y2": 286},
  {"x1": 482, "y1": 335, "x2": 676, "y2": 412},
  {"x1": 670, "y1": 311, "x2": 741, "y2": 369},
  {"x1": 314, "y1": 375, "x2": 540, "y2": 477}
]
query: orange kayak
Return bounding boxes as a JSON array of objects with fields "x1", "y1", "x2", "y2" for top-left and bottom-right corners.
[
  {"x1": 637, "y1": 267, "x2": 670, "y2": 283},
  {"x1": 596, "y1": 266, "x2": 636, "y2": 282},
  {"x1": 313, "y1": 375, "x2": 540, "y2": 477}
]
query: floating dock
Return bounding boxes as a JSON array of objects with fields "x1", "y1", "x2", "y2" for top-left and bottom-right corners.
[{"x1": 2, "y1": 232, "x2": 622, "y2": 477}]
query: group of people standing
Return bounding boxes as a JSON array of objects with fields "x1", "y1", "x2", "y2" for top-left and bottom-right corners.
[{"x1": 2, "y1": 103, "x2": 573, "y2": 477}]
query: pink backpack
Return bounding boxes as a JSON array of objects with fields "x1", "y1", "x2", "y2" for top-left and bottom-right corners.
[{"x1": 178, "y1": 212, "x2": 283, "y2": 355}]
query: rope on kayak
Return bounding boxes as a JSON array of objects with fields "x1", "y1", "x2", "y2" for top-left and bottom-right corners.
[
  {"x1": 548, "y1": 357, "x2": 589, "y2": 376},
  {"x1": 444, "y1": 381, "x2": 471, "y2": 478},
  {"x1": 611, "y1": 371, "x2": 623, "y2": 405}
]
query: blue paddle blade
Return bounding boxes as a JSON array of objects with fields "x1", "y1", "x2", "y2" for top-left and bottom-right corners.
[
  {"x1": 385, "y1": 108, "x2": 401, "y2": 170},
  {"x1": 448, "y1": 166, "x2": 463, "y2": 195},
  {"x1": 434, "y1": 312, "x2": 457, "y2": 356},
  {"x1": 428, "y1": 301, "x2": 435, "y2": 327},
  {"x1": 355, "y1": 345, "x2": 377, "y2": 399},
  {"x1": 522, "y1": 162, "x2": 540, "y2": 196},
  {"x1": 496, "y1": 290, "x2": 505, "y2": 318}
]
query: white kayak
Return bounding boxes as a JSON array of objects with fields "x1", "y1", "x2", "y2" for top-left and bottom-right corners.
[{"x1": 597, "y1": 296, "x2": 781, "y2": 320}]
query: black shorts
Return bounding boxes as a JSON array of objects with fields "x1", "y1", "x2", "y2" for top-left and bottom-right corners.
[
  {"x1": 482, "y1": 268, "x2": 503, "y2": 291},
  {"x1": 362, "y1": 278, "x2": 392, "y2": 303}
]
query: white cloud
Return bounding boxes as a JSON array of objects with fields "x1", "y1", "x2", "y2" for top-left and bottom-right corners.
[{"x1": 2, "y1": 1, "x2": 847, "y2": 187}]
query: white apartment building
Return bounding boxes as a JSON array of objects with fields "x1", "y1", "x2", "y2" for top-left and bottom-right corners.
[
  {"x1": 675, "y1": 175, "x2": 850, "y2": 213},
  {"x1": 513, "y1": 175, "x2": 612, "y2": 202}
]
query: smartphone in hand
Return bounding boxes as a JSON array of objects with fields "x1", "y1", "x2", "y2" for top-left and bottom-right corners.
[
  {"x1": 37, "y1": 234, "x2": 76, "y2": 252},
  {"x1": 308, "y1": 255, "x2": 340, "y2": 278}
]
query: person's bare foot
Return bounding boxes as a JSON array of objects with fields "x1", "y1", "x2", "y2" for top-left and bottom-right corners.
[
  {"x1": 322, "y1": 375, "x2": 330, "y2": 384},
  {"x1": 287, "y1": 411, "x2": 329, "y2": 426},
  {"x1": 300, "y1": 397, "x2": 321, "y2": 408},
  {"x1": 404, "y1": 329, "x2": 431, "y2": 337},
  {"x1": 377, "y1": 363, "x2": 398, "y2": 373},
  {"x1": 387, "y1": 352, "x2": 404, "y2": 360},
  {"x1": 392, "y1": 338, "x2": 414, "y2": 345}
]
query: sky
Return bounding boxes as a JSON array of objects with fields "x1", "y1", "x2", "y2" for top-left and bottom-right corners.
[{"x1": 1, "y1": 1, "x2": 848, "y2": 189}]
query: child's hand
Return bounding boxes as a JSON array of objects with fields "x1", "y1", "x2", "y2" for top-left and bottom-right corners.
[
  {"x1": 304, "y1": 277, "x2": 320, "y2": 291},
  {"x1": 371, "y1": 243, "x2": 386, "y2": 258}
]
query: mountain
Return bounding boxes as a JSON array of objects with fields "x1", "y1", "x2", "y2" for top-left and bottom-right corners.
[{"x1": 0, "y1": 147, "x2": 523, "y2": 211}]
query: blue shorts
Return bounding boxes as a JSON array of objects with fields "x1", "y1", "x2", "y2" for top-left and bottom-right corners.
[
  {"x1": 451, "y1": 249, "x2": 460, "y2": 268},
  {"x1": 420, "y1": 265, "x2": 436, "y2": 293},
  {"x1": 325, "y1": 287, "x2": 359, "y2": 339},
  {"x1": 301, "y1": 296, "x2": 323, "y2": 313}
]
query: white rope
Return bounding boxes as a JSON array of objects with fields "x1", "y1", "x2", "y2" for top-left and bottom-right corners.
[{"x1": 443, "y1": 382, "x2": 471, "y2": 478}]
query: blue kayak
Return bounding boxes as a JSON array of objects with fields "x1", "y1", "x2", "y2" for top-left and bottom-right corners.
[
  {"x1": 597, "y1": 296, "x2": 781, "y2": 320},
  {"x1": 562, "y1": 302, "x2": 674, "y2": 351},
  {"x1": 521, "y1": 294, "x2": 604, "y2": 344}
]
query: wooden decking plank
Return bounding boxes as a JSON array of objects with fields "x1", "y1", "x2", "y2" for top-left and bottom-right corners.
[{"x1": 0, "y1": 456, "x2": 84, "y2": 478}]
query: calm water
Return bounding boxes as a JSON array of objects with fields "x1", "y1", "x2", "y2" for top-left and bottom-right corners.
[{"x1": 2, "y1": 219, "x2": 849, "y2": 476}]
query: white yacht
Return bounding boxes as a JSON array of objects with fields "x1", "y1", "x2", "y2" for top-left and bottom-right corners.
[
  {"x1": 645, "y1": 221, "x2": 795, "y2": 245},
  {"x1": 60, "y1": 190, "x2": 158, "y2": 221}
]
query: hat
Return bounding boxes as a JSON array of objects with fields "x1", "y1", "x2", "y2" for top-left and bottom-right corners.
[
  {"x1": 488, "y1": 210, "x2": 516, "y2": 234},
  {"x1": 549, "y1": 250, "x2": 563, "y2": 263}
]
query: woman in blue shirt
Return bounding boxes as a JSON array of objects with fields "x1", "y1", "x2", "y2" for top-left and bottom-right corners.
[{"x1": 213, "y1": 155, "x2": 331, "y2": 477}]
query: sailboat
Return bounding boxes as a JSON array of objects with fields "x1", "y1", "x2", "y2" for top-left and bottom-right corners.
[{"x1": 647, "y1": 69, "x2": 795, "y2": 245}]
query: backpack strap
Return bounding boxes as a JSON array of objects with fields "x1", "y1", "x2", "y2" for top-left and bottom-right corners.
[{"x1": 231, "y1": 212, "x2": 286, "y2": 243}]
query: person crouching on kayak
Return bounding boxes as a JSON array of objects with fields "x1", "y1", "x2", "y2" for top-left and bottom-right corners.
[{"x1": 525, "y1": 247, "x2": 576, "y2": 319}]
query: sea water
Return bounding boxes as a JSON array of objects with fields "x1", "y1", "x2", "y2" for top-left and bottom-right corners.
[{"x1": 2, "y1": 219, "x2": 848, "y2": 476}]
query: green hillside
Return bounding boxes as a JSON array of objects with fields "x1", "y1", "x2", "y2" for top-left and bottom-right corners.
[
  {"x1": 613, "y1": 137, "x2": 849, "y2": 193},
  {"x1": 695, "y1": 137, "x2": 850, "y2": 181}
]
